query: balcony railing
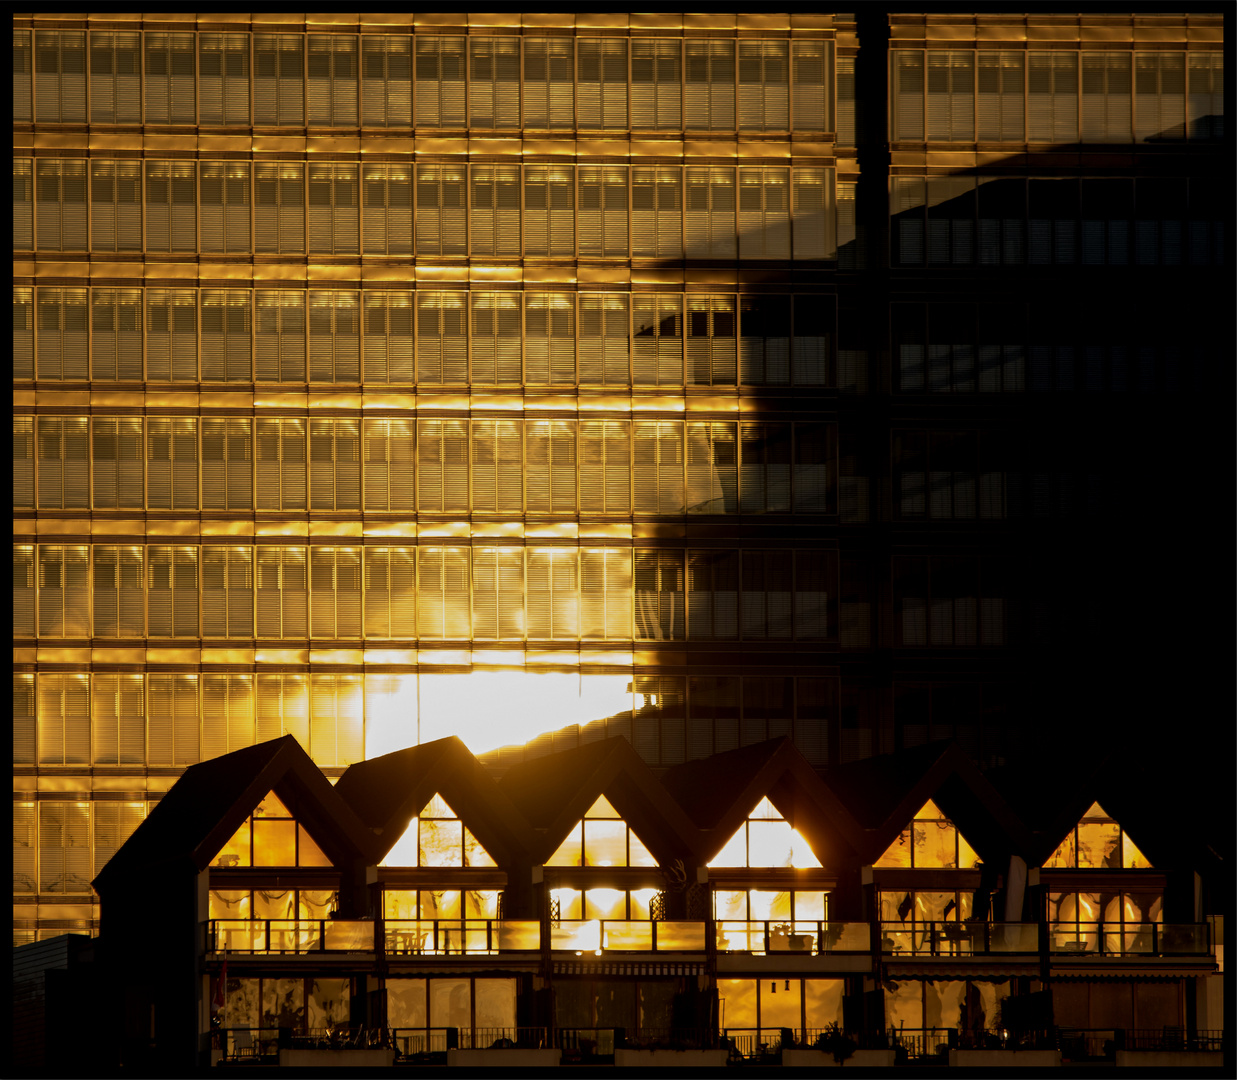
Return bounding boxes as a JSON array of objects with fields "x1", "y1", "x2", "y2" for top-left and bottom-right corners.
[
  {"x1": 1049, "y1": 922, "x2": 1212, "y2": 957},
  {"x1": 716, "y1": 920, "x2": 870, "y2": 954},
  {"x1": 207, "y1": 919, "x2": 374, "y2": 954},
  {"x1": 391, "y1": 1027, "x2": 547, "y2": 1056},
  {"x1": 1059, "y1": 1028, "x2": 1223, "y2": 1060},
  {"x1": 550, "y1": 919, "x2": 706, "y2": 952},
  {"x1": 384, "y1": 919, "x2": 541, "y2": 955},
  {"x1": 880, "y1": 921, "x2": 1039, "y2": 956}
]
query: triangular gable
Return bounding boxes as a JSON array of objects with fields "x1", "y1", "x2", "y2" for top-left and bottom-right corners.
[
  {"x1": 546, "y1": 794, "x2": 657, "y2": 868},
  {"x1": 379, "y1": 791, "x2": 497, "y2": 868},
  {"x1": 874, "y1": 798, "x2": 980, "y2": 869},
  {"x1": 1043, "y1": 800, "x2": 1152, "y2": 869},
  {"x1": 212, "y1": 787, "x2": 333, "y2": 868},
  {"x1": 708, "y1": 796, "x2": 823, "y2": 868}
]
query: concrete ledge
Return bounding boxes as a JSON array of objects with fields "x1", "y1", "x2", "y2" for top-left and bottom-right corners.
[
  {"x1": 447, "y1": 1048, "x2": 563, "y2": 1067},
  {"x1": 1115, "y1": 1050, "x2": 1224, "y2": 1068},
  {"x1": 782, "y1": 1048, "x2": 898, "y2": 1067},
  {"x1": 614, "y1": 1049, "x2": 731, "y2": 1067},
  {"x1": 949, "y1": 1049, "x2": 1063, "y2": 1068},
  {"x1": 278, "y1": 1047, "x2": 396, "y2": 1067}
]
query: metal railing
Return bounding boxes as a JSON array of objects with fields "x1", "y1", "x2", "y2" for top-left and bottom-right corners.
[
  {"x1": 1049, "y1": 922, "x2": 1211, "y2": 956},
  {"x1": 207, "y1": 919, "x2": 373, "y2": 954},
  {"x1": 880, "y1": 921, "x2": 1039, "y2": 956},
  {"x1": 716, "y1": 920, "x2": 869, "y2": 954},
  {"x1": 549, "y1": 919, "x2": 706, "y2": 952},
  {"x1": 391, "y1": 1027, "x2": 546, "y2": 1056},
  {"x1": 384, "y1": 919, "x2": 540, "y2": 955},
  {"x1": 1059, "y1": 1028, "x2": 1223, "y2": 1059}
]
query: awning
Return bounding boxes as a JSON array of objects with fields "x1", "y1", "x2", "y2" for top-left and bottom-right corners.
[{"x1": 553, "y1": 960, "x2": 706, "y2": 977}]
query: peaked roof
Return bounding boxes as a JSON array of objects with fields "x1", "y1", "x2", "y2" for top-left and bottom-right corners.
[
  {"x1": 497, "y1": 737, "x2": 700, "y2": 866},
  {"x1": 335, "y1": 736, "x2": 531, "y2": 866},
  {"x1": 93, "y1": 737, "x2": 374, "y2": 893},
  {"x1": 824, "y1": 740, "x2": 1034, "y2": 866},
  {"x1": 662, "y1": 738, "x2": 867, "y2": 868}
]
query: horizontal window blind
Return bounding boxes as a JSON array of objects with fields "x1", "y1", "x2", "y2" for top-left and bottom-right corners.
[
  {"x1": 90, "y1": 289, "x2": 142, "y2": 380},
  {"x1": 684, "y1": 295, "x2": 736, "y2": 385},
  {"x1": 471, "y1": 418, "x2": 523, "y2": 512},
  {"x1": 93, "y1": 801, "x2": 147, "y2": 876},
  {"x1": 470, "y1": 292, "x2": 521, "y2": 383},
  {"x1": 363, "y1": 290, "x2": 415, "y2": 380},
  {"x1": 528, "y1": 548, "x2": 579, "y2": 640},
  {"x1": 309, "y1": 291, "x2": 360, "y2": 382},
  {"x1": 739, "y1": 39, "x2": 788, "y2": 131},
  {"x1": 687, "y1": 549, "x2": 739, "y2": 639},
  {"x1": 416, "y1": 292, "x2": 468, "y2": 383},
  {"x1": 685, "y1": 40, "x2": 735, "y2": 130},
  {"x1": 14, "y1": 30, "x2": 33, "y2": 123},
  {"x1": 202, "y1": 674, "x2": 255, "y2": 761},
  {"x1": 309, "y1": 674, "x2": 364, "y2": 767},
  {"x1": 578, "y1": 294, "x2": 629, "y2": 385},
  {"x1": 199, "y1": 33, "x2": 250, "y2": 125},
  {"x1": 524, "y1": 37, "x2": 574, "y2": 129},
  {"x1": 256, "y1": 547, "x2": 308, "y2": 639},
  {"x1": 363, "y1": 418, "x2": 414, "y2": 511},
  {"x1": 417, "y1": 547, "x2": 470, "y2": 639},
  {"x1": 255, "y1": 290, "x2": 305, "y2": 382},
  {"x1": 36, "y1": 159, "x2": 88, "y2": 251},
  {"x1": 738, "y1": 168, "x2": 791, "y2": 259},
  {"x1": 416, "y1": 164, "x2": 467, "y2": 255},
  {"x1": 525, "y1": 419, "x2": 577, "y2": 512},
  {"x1": 145, "y1": 160, "x2": 197, "y2": 252},
  {"x1": 581, "y1": 547, "x2": 632, "y2": 640},
  {"x1": 309, "y1": 418, "x2": 361, "y2": 510},
  {"x1": 307, "y1": 163, "x2": 359, "y2": 254},
  {"x1": 14, "y1": 674, "x2": 36, "y2": 765},
  {"x1": 92, "y1": 673, "x2": 145, "y2": 765},
  {"x1": 523, "y1": 165, "x2": 574, "y2": 257},
  {"x1": 143, "y1": 287, "x2": 198, "y2": 381},
  {"x1": 146, "y1": 417, "x2": 198, "y2": 509},
  {"x1": 37, "y1": 674, "x2": 90, "y2": 765},
  {"x1": 364, "y1": 547, "x2": 416, "y2": 638},
  {"x1": 90, "y1": 161, "x2": 142, "y2": 252},
  {"x1": 35, "y1": 31, "x2": 87, "y2": 124},
  {"x1": 201, "y1": 417, "x2": 252, "y2": 510},
  {"x1": 472, "y1": 547, "x2": 525, "y2": 640},
  {"x1": 524, "y1": 293, "x2": 575, "y2": 385},
  {"x1": 633, "y1": 421, "x2": 684, "y2": 514},
  {"x1": 361, "y1": 35, "x2": 412, "y2": 128},
  {"x1": 144, "y1": 32, "x2": 195, "y2": 124},
  {"x1": 579, "y1": 420, "x2": 631, "y2": 514},
  {"x1": 37, "y1": 417, "x2": 89, "y2": 509},
  {"x1": 14, "y1": 418, "x2": 35, "y2": 509},
  {"x1": 201, "y1": 290, "x2": 252, "y2": 381},
  {"x1": 577, "y1": 39, "x2": 628, "y2": 129},
  {"x1": 635, "y1": 548, "x2": 685, "y2": 640},
  {"x1": 91, "y1": 417, "x2": 143, "y2": 508},
  {"x1": 632, "y1": 39, "x2": 681, "y2": 129},
  {"x1": 417, "y1": 418, "x2": 469, "y2": 512},
  {"x1": 202, "y1": 546, "x2": 254, "y2": 638},
  {"x1": 256, "y1": 673, "x2": 310, "y2": 747},
  {"x1": 632, "y1": 167, "x2": 682, "y2": 258},
  {"x1": 362, "y1": 164, "x2": 413, "y2": 255},
  {"x1": 310, "y1": 547, "x2": 363, "y2": 638},
  {"x1": 792, "y1": 40, "x2": 830, "y2": 132},
  {"x1": 415, "y1": 36, "x2": 466, "y2": 128},
  {"x1": 147, "y1": 673, "x2": 199, "y2": 765},
  {"x1": 200, "y1": 162, "x2": 251, "y2": 253},
  {"x1": 14, "y1": 161, "x2": 34, "y2": 251},
  {"x1": 255, "y1": 162, "x2": 305, "y2": 254},
  {"x1": 578, "y1": 166, "x2": 629, "y2": 256},
  {"x1": 254, "y1": 34, "x2": 304, "y2": 125},
  {"x1": 39, "y1": 802, "x2": 91, "y2": 894},
  {"x1": 147, "y1": 546, "x2": 198, "y2": 638},
  {"x1": 739, "y1": 422, "x2": 792, "y2": 514},
  {"x1": 686, "y1": 421, "x2": 738, "y2": 513},
  {"x1": 979, "y1": 52, "x2": 1025, "y2": 140},
  {"x1": 308, "y1": 34, "x2": 358, "y2": 126}
]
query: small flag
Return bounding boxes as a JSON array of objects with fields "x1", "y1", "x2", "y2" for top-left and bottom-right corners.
[{"x1": 213, "y1": 957, "x2": 228, "y2": 1014}]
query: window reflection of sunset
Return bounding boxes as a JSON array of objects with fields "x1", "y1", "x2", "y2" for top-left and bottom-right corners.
[{"x1": 709, "y1": 796, "x2": 822, "y2": 868}]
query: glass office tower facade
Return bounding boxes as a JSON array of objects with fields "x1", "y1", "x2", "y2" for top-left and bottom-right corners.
[{"x1": 12, "y1": 11, "x2": 1226, "y2": 943}]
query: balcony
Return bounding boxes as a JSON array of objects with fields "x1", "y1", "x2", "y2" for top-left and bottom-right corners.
[
  {"x1": 550, "y1": 920, "x2": 706, "y2": 952},
  {"x1": 717, "y1": 920, "x2": 870, "y2": 955},
  {"x1": 207, "y1": 919, "x2": 374, "y2": 955},
  {"x1": 391, "y1": 1026, "x2": 548, "y2": 1057},
  {"x1": 880, "y1": 921, "x2": 1039, "y2": 956},
  {"x1": 384, "y1": 919, "x2": 540, "y2": 956},
  {"x1": 1049, "y1": 922, "x2": 1212, "y2": 957}
]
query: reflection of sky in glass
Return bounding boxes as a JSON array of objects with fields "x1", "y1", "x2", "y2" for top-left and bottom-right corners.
[{"x1": 365, "y1": 671, "x2": 633, "y2": 758}]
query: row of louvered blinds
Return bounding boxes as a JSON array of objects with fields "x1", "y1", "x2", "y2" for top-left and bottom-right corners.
[
  {"x1": 893, "y1": 429, "x2": 1007, "y2": 521},
  {"x1": 12, "y1": 797, "x2": 144, "y2": 892},
  {"x1": 17, "y1": 416, "x2": 835, "y2": 513},
  {"x1": 893, "y1": 301, "x2": 1028, "y2": 394},
  {"x1": 15, "y1": 543, "x2": 834, "y2": 642},
  {"x1": 894, "y1": 557, "x2": 1007, "y2": 647},
  {"x1": 18, "y1": 159, "x2": 834, "y2": 258}
]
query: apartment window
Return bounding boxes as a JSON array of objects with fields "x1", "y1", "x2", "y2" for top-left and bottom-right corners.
[
  {"x1": 93, "y1": 802, "x2": 146, "y2": 876},
  {"x1": 14, "y1": 161, "x2": 34, "y2": 250},
  {"x1": 739, "y1": 423, "x2": 791, "y2": 514},
  {"x1": 89, "y1": 162, "x2": 142, "y2": 252},
  {"x1": 90, "y1": 546, "x2": 144, "y2": 638},
  {"x1": 579, "y1": 420, "x2": 631, "y2": 515},
  {"x1": 524, "y1": 38, "x2": 573, "y2": 129},
  {"x1": 363, "y1": 292, "x2": 415, "y2": 382},
  {"x1": 38, "y1": 674, "x2": 90, "y2": 764},
  {"x1": 1028, "y1": 178, "x2": 1078, "y2": 266},
  {"x1": 632, "y1": 167, "x2": 682, "y2": 258},
  {"x1": 1029, "y1": 53, "x2": 1078, "y2": 142},
  {"x1": 581, "y1": 548, "x2": 632, "y2": 640},
  {"x1": 927, "y1": 51, "x2": 975, "y2": 140},
  {"x1": 468, "y1": 36, "x2": 520, "y2": 129},
  {"x1": 685, "y1": 40, "x2": 735, "y2": 129},
  {"x1": 92, "y1": 673, "x2": 145, "y2": 765},
  {"x1": 14, "y1": 288, "x2": 35, "y2": 379},
  {"x1": 307, "y1": 164, "x2": 359, "y2": 254},
  {"x1": 527, "y1": 549, "x2": 579, "y2": 640},
  {"x1": 362, "y1": 164, "x2": 413, "y2": 255},
  {"x1": 687, "y1": 549, "x2": 739, "y2": 640},
  {"x1": 1135, "y1": 53, "x2": 1186, "y2": 142},
  {"x1": 739, "y1": 295, "x2": 790, "y2": 386},
  {"x1": 202, "y1": 674, "x2": 256, "y2": 759},
  {"x1": 894, "y1": 430, "x2": 984, "y2": 521},
  {"x1": 836, "y1": 54, "x2": 855, "y2": 145},
  {"x1": 633, "y1": 421, "x2": 684, "y2": 514},
  {"x1": 578, "y1": 166, "x2": 629, "y2": 257},
  {"x1": 255, "y1": 291, "x2": 306, "y2": 382},
  {"x1": 14, "y1": 29, "x2": 33, "y2": 122},
  {"x1": 417, "y1": 419, "x2": 469, "y2": 512},
  {"x1": 686, "y1": 676, "x2": 739, "y2": 756},
  {"x1": 1081, "y1": 53, "x2": 1131, "y2": 143},
  {"x1": 793, "y1": 40, "x2": 831, "y2": 132},
  {"x1": 202, "y1": 418, "x2": 253, "y2": 510},
  {"x1": 14, "y1": 417, "x2": 34, "y2": 508},
  {"x1": 310, "y1": 547, "x2": 362, "y2": 639},
  {"x1": 976, "y1": 52, "x2": 1026, "y2": 142},
  {"x1": 415, "y1": 36, "x2": 466, "y2": 128},
  {"x1": 147, "y1": 673, "x2": 200, "y2": 764},
  {"x1": 90, "y1": 289, "x2": 143, "y2": 380},
  {"x1": 633, "y1": 295, "x2": 682, "y2": 386},
  {"x1": 200, "y1": 162, "x2": 252, "y2": 253},
  {"x1": 255, "y1": 163, "x2": 306, "y2": 254},
  {"x1": 894, "y1": 557, "x2": 1003, "y2": 647},
  {"x1": 147, "y1": 546, "x2": 199, "y2": 638},
  {"x1": 36, "y1": 160, "x2": 88, "y2": 251},
  {"x1": 738, "y1": 168, "x2": 791, "y2": 259},
  {"x1": 578, "y1": 294, "x2": 629, "y2": 386},
  {"x1": 309, "y1": 419, "x2": 361, "y2": 510},
  {"x1": 202, "y1": 546, "x2": 254, "y2": 638},
  {"x1": 309, "y1": 291, "x2": 361, "y2": 382},
  {"x1": 144, "y1": 32, "x2": 195, "y2": 123},
  {"x1": 1188, "y1": 54, "x2": 1224, "y2": 140},
  {"x1": 254, "y1": 34, "x2": 305, "y2": 125},
  {"x1": 256, "y1": 548, "x2": 308, "y2": 639},
  {"x1": 37, "y1": 418, "x2": 89, "y2": 509},
  {"x1": 35, "y1": 31, "x2": 86, "y2": 123},
  {"x1": 14, "y1": 674, "x2": 37, "y2": 765},
  {"x1": 524, "y1": 293, "x2": 575, "y2": 385},
  {"x1": 308, "y1": 34, "x2": 358, "y2": 126},
  {"x1": 361, "y1": 35, "x2": 413, "y2": 128},
  {"x1": 792, "y1": 168, "x2": 833, "y2": 260},
  {"x1": 417, "y1": 547, "x2": 471, "y2": 639},
  {"x1": 201, "y1": 290, "x2": 253, "y2": 381},
  {"x1": 893, "y1": 51, "x2": 925, "y2": 140},
  {"x1": 364, "y1": 548, "x2": 416, "y2": 638},
  {"x1": 147, "y1": 417, "x2": 199, "y2": 509},
  {"x1": 39, "y1": 803, "x2": 92, "y2": 894},
  {"x1": 793, "y1": 424, "x2": 834, "y2": 513},
  {"x1": 256, "y1": 673, "x2": 310, "y2": 744},
  {"x1": 793, "y1": 295, "x2": 835, "y2": 386},
  {"x1": 525, "y1": 420, "x2": 577, "y2": 513},
  {"x1": 91, "y1": 418, "x2": 143, "y2": 508},
  {"x1": 145, "y1": 161, "x2": 197, "y2": 252},
  {"x1": 415, "y1": 165, "x2": 467, "y2": 256},
  {"x1": 362, "y1": 418, "x2": 414, "y2": 511},
  {"x1": 470, "y1": 293, "x2": 521, "y2": 383},
  {"x1": 632, "y1": 39, "x2": 681, "y2": 129},
  {"x1": 739, "y1": 40, "x2": 789, "y2": 131},
  {"x1": 578, "y1": 39, "x2": 628, "y2": 129},
  {"x1": 523, "y1": 166, "x2": 574, "y2": 257},
  {"x1": 199, "y1": 33, "x2": 250, "y2": 125},
  {"x1": 635, "y1": 548, "x2": 685, "y2": 640},
  {"x1": 686, "y1": 422, "x2": 738, "y2": 514},
  {"x1": 741, "y1": 551, "x2": 792, "y2": 640},
  {"x1": 793, "y1": 551, "x2": 831, "y2": 640},
  {"x1": 471, "y1": 419, "x2": 523, "y2": 513},
  {"x1": 472, "y1": 548, "x2": 525, "y2": 640}
]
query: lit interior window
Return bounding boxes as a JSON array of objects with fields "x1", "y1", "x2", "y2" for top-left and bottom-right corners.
[
  {"x1": 874, "y1": 798, "x2": 980, "y2": 869},
  {"x1": 1043, "y1": 801, "x2": 1153, "y2": 869},
  {"x1": 210, "y1": 790, "x2": 332, "y2": 868},
  {"x1": 708, "y1": 796, "x2": 822, "y2": 868},
  {"x1": 546, "y1": 795, "x2": 658, "y2": 868},
  {"x1": 379, "y1": 792, "x2": 497, "y2": 868}
]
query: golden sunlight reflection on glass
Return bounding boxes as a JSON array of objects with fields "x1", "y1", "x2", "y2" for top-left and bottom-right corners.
[{"x1": 709, "y1": 796, "x2": 822, "y2": 868}]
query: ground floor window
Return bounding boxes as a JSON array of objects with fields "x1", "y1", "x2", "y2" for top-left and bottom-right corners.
[
  {"x1": 718, "y1": 977, "x2": 844, "y2": 1047},
  {"x1": 217, "y1": 975, "x2": 350, "y2": 1033},
  {"x1": 882, "y1": 977, "x2": 1009, "y2": 1034},
  {"x1": 386, "y1": 976, "x2": 516, "y2": 1050}
]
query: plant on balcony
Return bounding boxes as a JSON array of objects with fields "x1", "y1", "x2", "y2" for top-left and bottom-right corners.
[{"x1": 814, "y1": 1023, "x2": 857, "y2": 1063}]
